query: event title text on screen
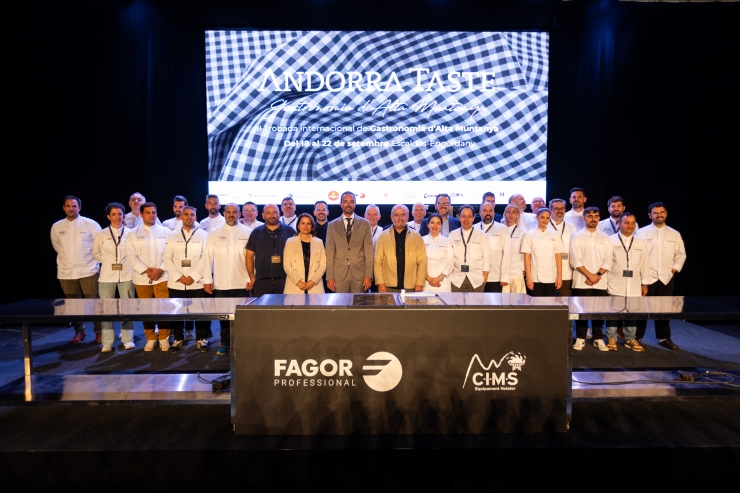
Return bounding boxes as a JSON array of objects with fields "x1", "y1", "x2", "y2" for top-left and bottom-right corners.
[{"x1": 258, "y1": 68, "x2": 498, "y2": 93}]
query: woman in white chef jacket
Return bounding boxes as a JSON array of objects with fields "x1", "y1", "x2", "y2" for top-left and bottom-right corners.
[
  {"x1": 502, "y1": 204, "x2": 527, "y2": 293},
  {"x1": 422, "y1": 213, "x2": 454, "y2": 292},
  {"x1": 521, "y1": 208, "x2": 563, "y2": 296},
  {"x1": 283, "y1": 213, "x2": 327, "y2": 294}
]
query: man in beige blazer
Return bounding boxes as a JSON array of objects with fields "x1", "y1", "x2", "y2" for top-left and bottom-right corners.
[
  {"x1": 325, "y1": 191, "x2": 374, "y2": 293},
  {"x1": 374, "y1": 204, "x2": 427, "y2": 293}
]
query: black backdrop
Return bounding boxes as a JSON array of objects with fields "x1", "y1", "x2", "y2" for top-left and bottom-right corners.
[{"x1": 6, "y1": 0, "x2": 739, "y2": 302}]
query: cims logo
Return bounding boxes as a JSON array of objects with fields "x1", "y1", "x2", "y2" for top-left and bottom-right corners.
[
  {"x1": 462, "y1": 352, "x2": 527, "y2": 391},
  {"x1": 328, "y1": 191, "x2": 339, "y2": 201},
  {"x1": 273, "y1": 352, "x2": 403, "y2": 392}
]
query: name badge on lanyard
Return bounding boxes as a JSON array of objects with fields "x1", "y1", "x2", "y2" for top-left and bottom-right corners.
[
  {"x1": 181, "y1": 260, "x2": 191, "y2": 267},
  {"x1": 271, "y1": 255, "x2": 282, "y2": 264},
  {"x1": 623, "y1": 270, "x2": 633, "y2": 278},
  {"x1": 111, "y1": 263, "x2": 123, "y2": 271}
]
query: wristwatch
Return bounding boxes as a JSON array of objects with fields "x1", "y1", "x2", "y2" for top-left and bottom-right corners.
[
  {"x1": 596, "y1": 272, "x2": 602, "y2": 277},
  {"x1": 439, "y1": 274, "x2": 446, "y2": 281}
]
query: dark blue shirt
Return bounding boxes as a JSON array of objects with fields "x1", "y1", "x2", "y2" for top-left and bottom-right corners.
[{"x1": 245, "y1": 223, "x2": 296, "y2": 280}]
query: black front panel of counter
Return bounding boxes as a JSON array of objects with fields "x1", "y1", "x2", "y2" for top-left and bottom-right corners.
[{"x1": 232, "y1": 305, "x2": 570, "y2": 434}]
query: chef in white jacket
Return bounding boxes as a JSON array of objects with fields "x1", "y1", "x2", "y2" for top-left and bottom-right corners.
[
  {"x1": 126, "y1": 202, "x2": 170, "y2": 351},
  {"x1": 50, "y1": 195, "x2": 102, "y2": 344},
  {"x1": 164, "y1": 206, "x2": 211, "y2": 353},
  {"x1": 422, "y1": 213, "x2": 454, "y2": 292},
  {"x1": 605, "y1": 212, "x2": 649, "y2": 352},
  {"x1": 92, "y1": 202, "x2": 134, "y2": 352},
  {"x1": 203, "y1": 203, "x2": 252, "y2": 356},
  {"x1": 448, "y1": 205, "x2": 491, "y2": 292},
  {"x1": 634, "y1": 201, "x2": 687, "y2": 350},
  {"x1": 502, "y1": 204, "x2": 527, "y2": 294},
  {"x1": 475, "y1": 202, "x2": 510, "y2": 293}
]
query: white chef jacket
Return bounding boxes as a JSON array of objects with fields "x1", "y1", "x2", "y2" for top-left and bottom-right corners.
[
  {"x1": 50, "y1": 216, "x2": 102, "y2": 279},
  {"x1": 522, "y1": 212, "x2": 538, "y2": 230},
  {"x1": 564, "y1": 209, "x2": 585, "y2": 231},
  {"x1": 635, "y1": 223, "x2": 687, "y2": 285},
  {"x1": 597, "y1": 217, "x2": 638, "y2": 236},
  {"x1": 241, "y1": 219, "x2": 264, "y2": 229},
  {"x1": 199, "y1": 214, "x2": 225, "y2": 233},
  {"x1": 370, "y1": 225, "x2": 383, "y2": 253},
  {"x1": 92, "y1": 226, "x2": 133, "y2": 283},
  {"x1": 506, "y1": 224, "x2": 526, "y2": 278},
  {"x1": 202, "y1": 223, "x2": 252, "y2": 290},
  {"x1": 422, "y1": 234, "x2": 454, "y2": 292},
  {"x1": 123, "y1": 213, "x2": 161, "y2": 229},
  {"x1": 607, "y1": 233, "x2": 649, "y2": 297},
  {"x1": 549, "y1": 220, "x2": 576, "y2": 281},
  {"x1": 569, "y1": 228, "x2": 613, "y2": 290},
  {"x1": 478, "y1": 222, "x2": 511, "y2": 283},
  {"x1": 162, "y1": 217, "x2": 200, "y2": 231},
  {"x1": 279, "y1": 215, "x2": 298, "y2": 229},
  {"x1": 125, "y1": 224, "x2": 170, "y2": 285},
  {"x1": 448, "y1": 227, "x2": 491, "y2": 289},
  {"x1": 521, "y1": 228, "x2": 564, "y2": 283},
  {"x1": 164, "y1": 227, "x2": 209, "y2": 290},
  {"x1": 407, "y1": 220, "x2": 423, "y2": 233}
]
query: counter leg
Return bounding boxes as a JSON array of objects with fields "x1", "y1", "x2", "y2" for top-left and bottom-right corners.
[{"x1": 23, "y1": 323, "x2": 33, "y2": 376}]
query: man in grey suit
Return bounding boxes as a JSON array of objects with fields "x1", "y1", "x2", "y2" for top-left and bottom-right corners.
[{"x1": 325, "y1": 191, "x2": 374, "y2": 293}]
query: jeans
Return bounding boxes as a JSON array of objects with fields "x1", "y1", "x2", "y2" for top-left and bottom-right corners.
[{"x1": 98, "y1": 281, "x2": 135, "y2": 346}]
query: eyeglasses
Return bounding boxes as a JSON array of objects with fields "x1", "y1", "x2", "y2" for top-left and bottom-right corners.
[{"x1": 437, "y1": 202, "x2": 450, "y2": 206}]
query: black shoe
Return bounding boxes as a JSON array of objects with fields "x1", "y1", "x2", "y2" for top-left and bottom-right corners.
[
  {"x1": 168, "y1": 340, "x2": 184, "y2": 353},
  {"x1": 658, "y1": 339, "x2": 679, "y2": 350}
]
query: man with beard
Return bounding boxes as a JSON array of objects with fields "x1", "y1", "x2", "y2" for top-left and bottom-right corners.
[
  {"x1": 313, "y1": 201, "x2": 329, "y2": 245},
  {"x1": 246, "y1": 203, "x2": 296, "y2": 297},
  {"x1": 325, "y1": 192, "x2": 374, "y2": 293},
  {"x1": 51, "y1": 196, "x2": 102, "y2": 344},
  {"x1": 126, "y1": 202, "x2": 171, "y2": 351},
  {"x1": 200, "y1": 194, "x2": 224, "y2": 232},
  {"x1": 418, "y1": 193, "x2": 461, "y2": 237},
  {"x1": 163, "y1": 195, "x2": 199, "y2": 231},
  {"x1": 204, "y1": 203, "x2": 253, "y2": 356},
  {"x1": 598, "y1": 196, "x2": 638, "y2": 236},
  {"x1": 164, "y1": 206, "x2": 210, "y2": 353},
  {"x1": 570, "y1": 207, "x2": 613, "y2": 352},
  {"x1": 474, "y1": 201, "x2": 510, "y2": 293},
  {"x1": 240, "y1": 201, "x2": 263, "y2": 230},
  {"x1": 549, "y1": 198, "x2": 576, "y2": 296},
  {"x1": 564, "y1": 188, "x2": 587, "y2": 231},
  {"x1": 634, "y1": 202, "x2": 687, "y2": 350}
]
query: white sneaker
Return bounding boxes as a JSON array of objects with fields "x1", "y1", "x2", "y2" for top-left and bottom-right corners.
[
  {"x1": 593, "y1": 339, "x2": 609, "y2": 351},
  {"x1": 159, "y1": 339, "x2": 170, "y2": 352},
  {"x1": 586, "y1": 328, "x2": 593, "y2": 339},
  {"x1": 101, "y1": 345, "x2": 113, "y2": 353},
  {"x1": 123, "y1": 341, "x2": 135, "y2": 350},
  {"x1": 118, "y1": 333, "x2": 122, "y2": 340},
  {"x1": 144, "y1": 340, "x2": 157, "y2": 352},
  {"x1": 573, "y1": 338, "x2": 585, "y2": 350}
]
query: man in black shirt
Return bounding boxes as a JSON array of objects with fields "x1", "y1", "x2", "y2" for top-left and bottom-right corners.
[
  {"x1": 246, "y1": 203, "x2": 296, "y2": 296},
  {"x1": 313, "y1": 200, "x2": 329, "y2": 245}
]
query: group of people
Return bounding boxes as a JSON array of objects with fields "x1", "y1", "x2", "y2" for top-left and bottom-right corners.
[{"x1": 51, "y1": 187, "x2": 686, "y2": 356}]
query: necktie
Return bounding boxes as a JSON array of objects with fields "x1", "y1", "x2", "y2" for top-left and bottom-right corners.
[{"x1": 346, "y1": 217, "x2": 352, "y2": 244}]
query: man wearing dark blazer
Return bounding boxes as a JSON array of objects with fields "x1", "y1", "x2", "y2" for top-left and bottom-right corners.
[
  {"x1": 418, "y1": 193, "x2": 461, "y2": 237},
  {"x1": 325, "y1": 191, "x2": 374, "y2": 293}
]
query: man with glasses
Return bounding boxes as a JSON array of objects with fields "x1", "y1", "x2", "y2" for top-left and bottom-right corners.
[{"x1": 418, "y1": 193, "x2": 461, "y2": 237}]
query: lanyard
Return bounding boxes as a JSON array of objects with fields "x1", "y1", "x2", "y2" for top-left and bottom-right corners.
[
  {"x1": 283, "y1": 216, "x2": 297, "y2": 227},
  {"x1": 509, "y1": 225, "x2": 518, "y2": 238},
  {"x1": 372, "y1": 226, "x2": 378, "y2": 237},
  {"x1": 109, "y1": 226, "x2": 124, "y2": 262},
  {"x1": 550, "y1": 220, "x2": 565, "y2": 240},
  {"x1": 610, "y1": 219, "x2": 618, "y2": 234},
  {"x1": 618, "y1": 233, "x2": 634, "y2": 268},
  {"x1": 181, "y1": 227, "x2": 198, "y2": 258},
  {"x1": 483, "y1": 222, "x2": 494, "y2": 234},
  {"x1": 460, "y1": 228, "x2": 474, "y2": 263},
  {"x1": 268, "y1": 226, "x2": 280, "y2": 254}
]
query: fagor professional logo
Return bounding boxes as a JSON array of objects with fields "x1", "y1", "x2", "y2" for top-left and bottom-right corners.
[
  {"x1": 273, "y1": 352, "x2": 403, "y2": 392},
  {"x1": 362, "y1": 352, "x2": 403, "y2": 392},
  {"x1": 462, "y1": 352, "x2": 527, "y2": 391}
]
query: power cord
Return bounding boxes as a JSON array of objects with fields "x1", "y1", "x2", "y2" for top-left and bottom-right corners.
[{"x1": 198, "y1": 371, "x2": 231, "y2": 391}]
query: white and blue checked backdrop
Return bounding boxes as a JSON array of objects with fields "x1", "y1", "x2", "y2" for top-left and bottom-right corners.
[{"x1": 206, "y1": 31, "x2": 548, "y2": 183}]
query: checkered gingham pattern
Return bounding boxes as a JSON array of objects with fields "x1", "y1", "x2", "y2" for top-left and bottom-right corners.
[{"x1": 206, "y1": 31, "x2": 549, "y2": 182}]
